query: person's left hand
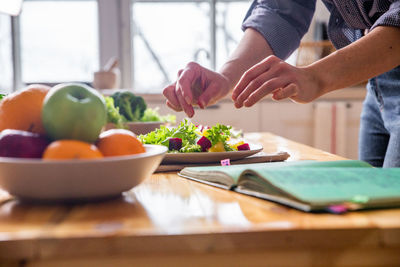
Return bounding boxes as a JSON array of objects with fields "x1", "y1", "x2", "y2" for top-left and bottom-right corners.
[{"x1": 232, "y1": 55, "x2": 324, "y2": 108}]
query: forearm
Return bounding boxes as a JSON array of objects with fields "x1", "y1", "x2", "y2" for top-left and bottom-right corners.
[
  {"x1": 219, "y1": 28, "x2": 274, "y2": 91},
  {"x1": 308, "y1": 26, "x2": 400, "y2": 95}
]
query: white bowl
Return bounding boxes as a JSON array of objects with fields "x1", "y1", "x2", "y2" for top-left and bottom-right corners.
[{"x1": 0, "y1": 144, "x2": 167, "y2": 202}]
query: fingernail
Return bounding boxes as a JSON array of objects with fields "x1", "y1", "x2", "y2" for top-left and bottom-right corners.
[{"x1": 198, "y1": 100, "x2": 204, "y2": 109}]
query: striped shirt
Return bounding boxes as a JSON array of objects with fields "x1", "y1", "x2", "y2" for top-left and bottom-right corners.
[{"x1": 242, "y1": 0, "x2": 400, "y2": 59}]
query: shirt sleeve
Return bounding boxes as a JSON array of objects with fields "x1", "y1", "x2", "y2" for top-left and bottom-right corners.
[
  {"x1": 242, "y1": 0, "x2": 316, "y2": 60},
  {"x1": 371, "y1": 1, "x2": 400, "y2": 30}
]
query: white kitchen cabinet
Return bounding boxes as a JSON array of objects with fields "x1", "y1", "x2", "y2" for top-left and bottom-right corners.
[
  {"x1": 260, "y1": 101, "x2": 315, "y2": 146},
  {"x1": 313, "y1": 101, "x2": 363, "y2": 159}
]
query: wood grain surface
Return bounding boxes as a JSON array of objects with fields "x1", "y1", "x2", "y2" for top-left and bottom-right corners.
[{"x1": 0, "y1": 132, "x2": 399, "y2": 267}]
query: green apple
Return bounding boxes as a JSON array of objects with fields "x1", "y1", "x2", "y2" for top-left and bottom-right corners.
[{"x1": 42, "y1": 83, "x2": 107, "y2": 143}]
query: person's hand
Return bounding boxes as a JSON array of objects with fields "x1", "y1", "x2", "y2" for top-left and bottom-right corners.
[
  {"x1": 163, "y1": 62, "x2": 231, "y2": 117},
  {"x1": 232, "y1": 55, "x2": 323, "y2": 108}
]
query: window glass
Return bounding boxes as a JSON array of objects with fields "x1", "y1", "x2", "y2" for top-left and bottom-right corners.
[
  {"x1": 20, "y1": 1, "x2": 99, "y2": 83},
  {"x1": 132, "y1": 2, "x2": 210, "y2": 93},
  {"x1": 0, "y1": 14, "x2": 13, "y2": 94},
  {"x1": 216, "y1": 1, "x2": 297, "y2": 67},
  {"x1": 216, "y1": 1, "x2": 249, "y2": 70}
]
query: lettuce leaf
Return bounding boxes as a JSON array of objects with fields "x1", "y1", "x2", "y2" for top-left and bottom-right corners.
[
  {"x1": 139, "y1": 119, "x2": 236, "y2": 153},
  {"x1": 104, "y1": 96, "x2": 126, "y2": 128},
  {"x1": 141, "y1": 107, "x2": 176, "y2": 124}
]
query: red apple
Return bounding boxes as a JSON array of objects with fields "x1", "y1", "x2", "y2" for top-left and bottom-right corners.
[{"x1": 0, "y1": 129, "x2": 50, "y2": 158}]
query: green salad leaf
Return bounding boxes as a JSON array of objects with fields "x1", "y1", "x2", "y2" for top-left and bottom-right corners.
[
  {"x1": 141, "y1": 107, "x2": 176, "y2": 123},
  {"x1": 104, "y1": 96, "x2": 126, "y2": 129},
  {"x1": 139, "y1": 119, "x2": 199, "y2": 152},
  {"x1": 203, "y1": 123, "x2": 235, "y2": 151},
  {"x1": 139, "y1": 119, "x2": 237, "y2": 153}
]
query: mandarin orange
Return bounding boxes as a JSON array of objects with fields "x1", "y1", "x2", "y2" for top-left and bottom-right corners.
[
  {"x1": 0, "y1": 84, "x2": 50, "y2": 134},
  {"x1": 43, "y1": 140, "x2": 103, "y2": 160},
  {"x1": 96, "y1": 129, "x2": 145, "y2": 157}
]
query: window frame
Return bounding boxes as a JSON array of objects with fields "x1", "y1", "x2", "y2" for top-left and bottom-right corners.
[{"x1": 10, "y1": 0, "x2": 249, "y2": 92}]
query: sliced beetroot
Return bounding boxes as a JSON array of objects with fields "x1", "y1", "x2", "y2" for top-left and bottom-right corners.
[
  {"x1": 168, "y1": 137, "x2": 182, "y2": 151},
  {"x1": 197, "y1": 136, "x2": 212, "y2": 152},
  {"x1": 237, "y1": 143, "x2": 250, "y2": 151}
]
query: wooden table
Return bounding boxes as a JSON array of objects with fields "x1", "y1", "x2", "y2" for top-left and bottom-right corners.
[{"x1": 0, "y1": 133, "x2": 399, "y2": 267}]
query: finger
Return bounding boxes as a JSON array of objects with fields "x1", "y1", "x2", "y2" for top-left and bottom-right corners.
[
  {"x1": 243, "y1": 77, "x2": 290, "y2": 107},
  {"x1": 163, "y1": 83, "x2": 180, "y2": 109},
  {"x1": 198, "y1": 82, "x2": 220, "y2": 108},
  {"x1": 177, "y1": 69, "x2": 183, "y2": 77},
  {"x1": 175, "y1": 84, "x2": 194, "y2": 117},
  {"x1": 176, "y1": 62, "x2": 201, "y2": 104},
  {"x1": 270, "y1": 88, "x2": 283, "y2": 102},
  {"x1": 232, "y1": 55, "x2": 280, "y2": 101},
  {"x1": 234, "y1": 70, "x2": 278, "y2": 108},
  {"x1": 162, "y1": 69, "x2": 185, "y2": 109},
  {"x1": 272, "y1": 83, "x2": 298, "y2": 101},
  {"x1": 166, "y1": 100, "x2": 182, "y2": 112}
]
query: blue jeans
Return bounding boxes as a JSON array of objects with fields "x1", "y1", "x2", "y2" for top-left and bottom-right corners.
[{"x1": 359, "y1": 66, "x2": 400, "y2": 167}]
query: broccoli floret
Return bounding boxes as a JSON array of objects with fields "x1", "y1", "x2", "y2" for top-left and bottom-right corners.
[{"x1": 111, "y1": 90, "x2": 147, "y2": 122}]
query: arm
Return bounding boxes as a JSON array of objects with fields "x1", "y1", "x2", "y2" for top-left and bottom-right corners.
[
  {"x1": 219, "y1": 28, "x2": 274, "y2": 94},
  {"x1": 233, "y1": 26, "x2": 400, "y2": 107},
  {"x1": 162, "y1": 29, "x2": 272, "y2": 117},
  {"x1": 313, "y1": 26, "x2": 400, "y2": 95},
  {"x1": 163, "y1": 0, "x2": 315, "y2": 117}
]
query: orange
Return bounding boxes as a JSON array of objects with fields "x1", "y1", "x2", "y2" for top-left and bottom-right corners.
[
  {"x1": 43, "y1": 140, "x2": 103, "y2": 160},
  {"x1": 0, "y1": 84, "x2": 50, "y2": 134},
  {"x1": 96, "y1": 129, "x2": 145, "y2": 157}
]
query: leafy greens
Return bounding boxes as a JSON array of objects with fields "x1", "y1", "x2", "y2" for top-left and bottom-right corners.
[
  {"x1": 139, "y1": 119, "x2": 236, "y2": 153},
  {"x1": 103, "y1": 91, "x2": 175, "y2": 127}
]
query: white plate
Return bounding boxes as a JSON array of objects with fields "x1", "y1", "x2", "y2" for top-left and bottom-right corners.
[
  {"x1": 162, "y1": 143, "x2": 263, "y2": 164},
  {"x1": 0, "y1": 145, "x2": 167, "y2": 202}
]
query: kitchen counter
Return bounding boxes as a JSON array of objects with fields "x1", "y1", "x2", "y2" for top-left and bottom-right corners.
[{"x1": 1, "y1": 132, "x2": 398, "y2": 266}]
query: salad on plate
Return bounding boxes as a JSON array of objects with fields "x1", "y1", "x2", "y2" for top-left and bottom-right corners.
[{"x1": 139, "y1": 119, "x2": 250, "y2": 153}]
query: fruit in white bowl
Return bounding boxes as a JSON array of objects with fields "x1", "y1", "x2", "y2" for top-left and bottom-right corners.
[
  {"x1": 0, "y1": 129, "x2": 50, "y2": 158},
  {"x1": 42, "y1": 83, "x2": 107, "y2": 143}
]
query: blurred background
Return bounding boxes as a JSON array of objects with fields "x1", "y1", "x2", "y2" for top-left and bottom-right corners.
[{"x1": 0, "y1": 0, "x2": 366, "y2": 159}]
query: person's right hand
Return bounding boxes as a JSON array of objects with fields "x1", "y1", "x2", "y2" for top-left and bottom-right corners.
[{"x1": 163, "y1": 62, "x2": 231, "y2": 118}]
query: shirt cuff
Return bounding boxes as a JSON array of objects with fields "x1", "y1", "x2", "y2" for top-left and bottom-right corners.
[
  {"x1": 241, "y1": 1, "x2": 315, "y2": 60},
  {"x1": 371, "y1": 1, "x2": 400, "y2": 30}
]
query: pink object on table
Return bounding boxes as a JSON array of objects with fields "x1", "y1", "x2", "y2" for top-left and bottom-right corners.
[{"x1": 220, "y1": 159, "x2": 231, "y2": 166}]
